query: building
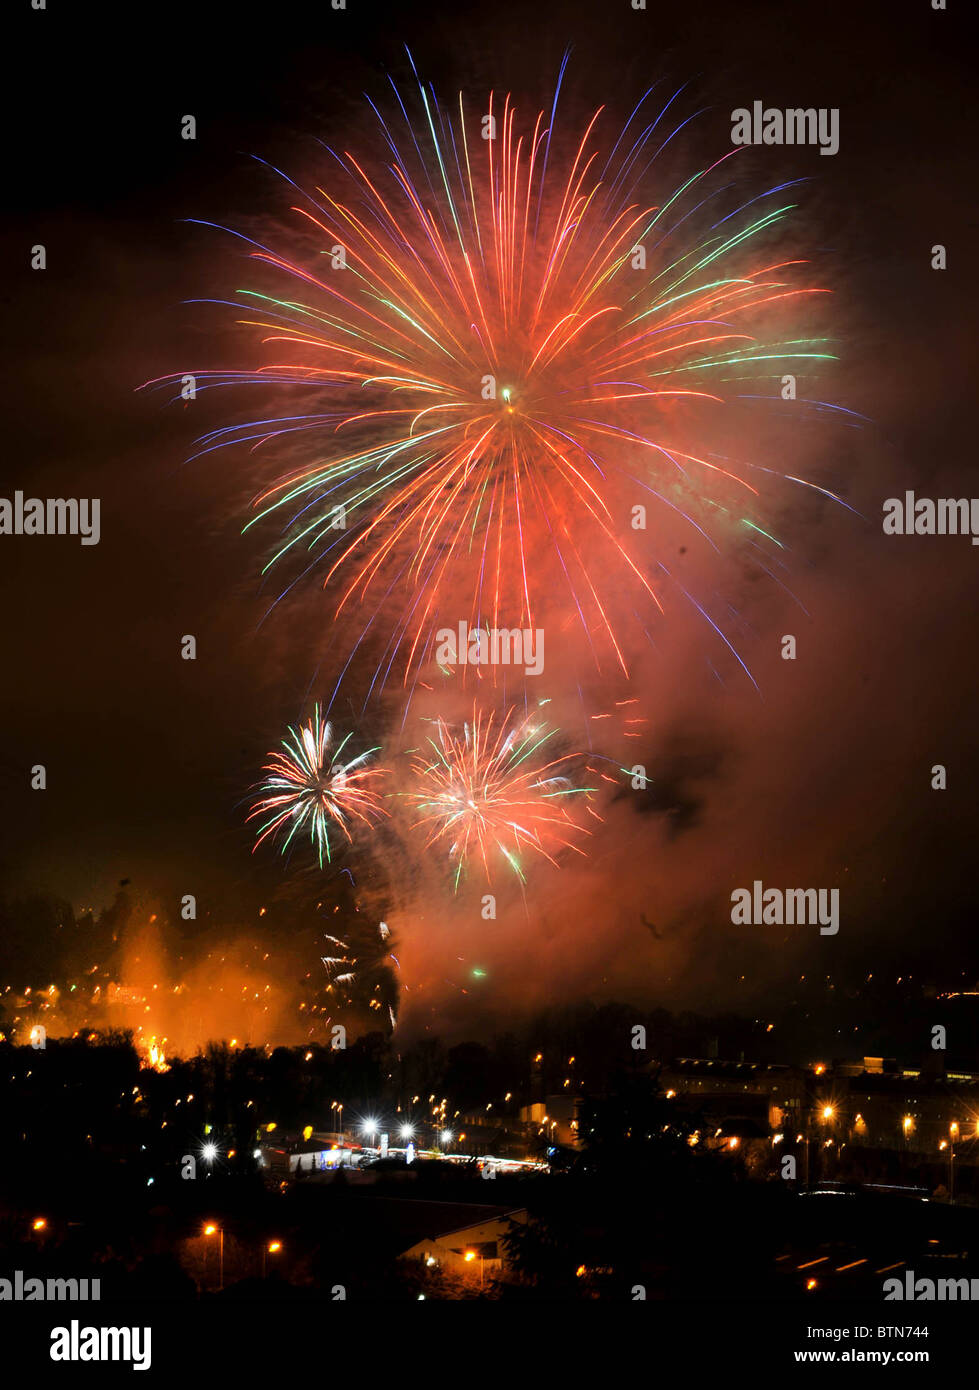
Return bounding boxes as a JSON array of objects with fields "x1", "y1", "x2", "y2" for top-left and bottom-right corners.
[
  {"x1": 400, "y1": 1207, "x2": 527, "y2": 1280},
  {"x1": 451, "y1": 1114, "x2": 535, "y2": 1161},
  {"x1": 813, "y1": 1059, "x2": 979, "y2": 1157},
  {"x1": 519, "y1": 1095, "x2": 581, "y2": 1147},
  {"x1": 658, "y1": 1057, "x2": 809, "y2": 1134},
  {"x1": 657, "y1": 1053, "x2": 979, "y2": 1191}
]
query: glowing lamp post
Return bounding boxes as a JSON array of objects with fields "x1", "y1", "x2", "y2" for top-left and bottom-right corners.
[
  {"x1": 950, "y1": 1122, "x2": 959, "y2": 1202},
  {"x1": 203, "y1": 1223, "x2": 224, "y2": 1291}
]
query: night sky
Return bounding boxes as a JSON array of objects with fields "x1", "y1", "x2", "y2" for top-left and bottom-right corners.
[{"x1": 2, "y1": 0, "x2": 977, "y2": 1038}]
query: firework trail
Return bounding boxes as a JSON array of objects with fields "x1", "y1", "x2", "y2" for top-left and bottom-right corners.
[
  {"x1": 159, "y1": 55, "x2": 846, "y2": 700},
  {"x1": 406, "y1": 704, "x2": 596, "y2": 888},
  {"x1": 248, "y1": 704, "x2": 386, "y2": 866},
  {"x1": 321, "y1": 919, "x2": 399, "y2": 1028}
]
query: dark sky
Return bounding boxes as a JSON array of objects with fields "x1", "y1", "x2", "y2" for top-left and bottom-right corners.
[{"x1": 2, "y1": 0, "x2": 977, "y2": 1027}]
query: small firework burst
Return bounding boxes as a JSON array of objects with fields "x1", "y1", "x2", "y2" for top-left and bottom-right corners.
[
  {"x1": 249, "y1": 704, "x2": 385, "y2": 866},
  {"x1": 407, "y1": 705, "x2": 595, "y2": 887}
]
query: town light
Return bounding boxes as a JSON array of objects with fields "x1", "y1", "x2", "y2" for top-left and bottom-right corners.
[
  {"x1": 821, "y1": 1105, "x2": 834, "y2": 1121},
  {"x1": 201, "y1": 1142, "x2": 218, "y2": 1162},
  {"x1": 32, "y1": 1218, "x2": 47, "y2": 1232}
]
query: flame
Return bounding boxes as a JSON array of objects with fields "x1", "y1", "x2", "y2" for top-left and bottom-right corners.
[{"x1": 139, "y1": 1034, "x2": 170, "y2": 1073}]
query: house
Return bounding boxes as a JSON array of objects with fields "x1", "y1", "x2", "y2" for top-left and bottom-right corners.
[{"x1": 400, "y1": 1207, "x2": 527, "y2": 1279}]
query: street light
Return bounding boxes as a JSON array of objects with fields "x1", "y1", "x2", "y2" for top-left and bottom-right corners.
[
  {"x1": 203, "y1": 1223, "x2": 224, "y2": 1291},
  {"x1": 262, "y1": 1239, "x2": 282, "y2": 1278},
  {"x1": 464, "y1": 1249, "x2": 484, "y2": 1287},
  {"x1": 950, "y1": 1123, "x2": 959, "y2": 1201}
]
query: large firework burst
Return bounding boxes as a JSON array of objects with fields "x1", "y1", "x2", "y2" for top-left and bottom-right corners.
[
  {"x1": 406, "y1": 704, "x2": 595, "y2": 887},
  {"x1": 248, "y1": 704, "x2": 386, "y2": 866},
  {"x1": 166, "y1": 57, "x2": 844, "y2": 695}
]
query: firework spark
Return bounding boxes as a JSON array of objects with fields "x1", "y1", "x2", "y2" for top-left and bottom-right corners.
[
  {"x1": 159, "y1": 56, "x2": 845, "y2": 696},
  {"x1": 321, "y1": 920, "x2": 399, "y2": 1027},
  {"x1": 406, "y1": 704, "x2": 595, "y2": 887},
  {"x1": 249, "y1": 705, "x2": 386, "y2": 866}
]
